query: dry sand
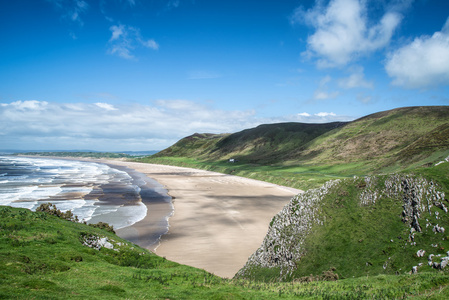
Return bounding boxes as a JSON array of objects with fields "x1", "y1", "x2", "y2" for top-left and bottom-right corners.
[{"x1": 92, "y1": 160, "x2": 301, "y2": 278}]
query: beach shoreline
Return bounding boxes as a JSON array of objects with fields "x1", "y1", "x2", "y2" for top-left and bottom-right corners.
[
  {"x1": 15, "y1": 156, "x2": 301, "y2": 278},
  {"x1": 95, "y1": 160, "x2": 302, "y2": 278}
]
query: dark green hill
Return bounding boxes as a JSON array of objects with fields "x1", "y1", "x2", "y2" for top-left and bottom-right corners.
[
  {"x1": 294, "y1": 106, "x2": 449, "y2": 172},
  {"x1": 146, "y1": 106, "x2": 449, "y2": 190},
  {"x1": 154, "y1": 122, "x2": 347, "y2": 163},
  {"x1": 155, "y1": 106, "x2": 449, "y2": 167}
]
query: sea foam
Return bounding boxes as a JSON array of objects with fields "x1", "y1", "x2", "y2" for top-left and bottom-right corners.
[{"x1": 0, "y1": 156, "x2": 147, "y2": 229}]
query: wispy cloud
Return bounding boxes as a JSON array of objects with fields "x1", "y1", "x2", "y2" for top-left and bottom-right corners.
[
  {"x1": 124, "y1": 0, "x2": 136, "y2": 6},
  {"x1": 107, "y1": 24, "x2": 159, "y2": 59},
  {"x1": 292, "y1": 0, "x2": 403, "y2": 68},
  {"x1": 0, "y1": 100, "x2": 254, "y2": 150},
  {"x1": 47, "y1": 0, "x2": 89, "y2": 26},
  {"x1": 95, "y1": 102, "x2": 118, "y2": 111},
  {"x1": 294, "y1": 111, "x2": 349, "y2": 123},
  {"x1": 356, "y1": 93, "x2": 373, "y2": 104},
  {"x1": 0, "y1": 100, "x2": 353, "y2": 151},
  {"x1": 338, "y1": 67, "x2": 373, "y2": 89},
  {"x1": 385, "y1": 17, "x2": 449, "y2": 89},
  {"x1": 167, "y1": 0, "x2": 180, "y2": 9},
  {"x1": 313, "y1": 75, "x2": 339, "y2": 100}
]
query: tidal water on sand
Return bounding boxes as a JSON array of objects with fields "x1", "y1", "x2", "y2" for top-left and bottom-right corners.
[{"x1": 0, "y1": 156, "x2": 153, "y2": 230}]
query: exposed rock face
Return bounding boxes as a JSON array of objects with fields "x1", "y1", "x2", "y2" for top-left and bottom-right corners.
[
  {"x1": 235, "y1": 174, "x2": 447, "y2": 280},
  {"x1": 235, "y1": 180, "x2": 340, "y2": 279}
]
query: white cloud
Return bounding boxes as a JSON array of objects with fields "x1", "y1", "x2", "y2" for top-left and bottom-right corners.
[
  {"x1": 95, "y1": 102, "x2": 117, "y2": 111},
  {"x1": 292, "y1": 0, "x2": 402, "y2": 67},
  {"x1": 0, "y1": 100, "x2": 256, "y2": 151},
  {"x1": 313, "y1": 75, "x2": 339, "y2": 100},
  {"x1": 108, "y1": 24, "x2": 159, "y2": 59},
  {"x1": 356, "y1": 93, "x2": 373, "y2": 104},
  {"x1": 47, "y1": 0, "x2": 89, "y2": 26},
  {"x1": 314, "y1": 90, "x2": 339, "y2": 100},
  {"x1": 167, "y1": 0, "x2": 180, "y2": 9},
  {"x1": 315, "y1": 112, "x2": 336, "y2": 117},
  {"x1": 385, "y1": 17, "x2": 449, "y2": 89},
  {"x1": 140, "y1": 39, "x2": 159, "y2": 50},
  {"x1": 338, "y1": 67, "x2": 374, "y2": 89},
  {"x1": 294, "y1": 111, "x2": 348, "y2": 123},
  {"x1": 124, "y1": 0, "x2": 136, "y2": 6},
  {"x1": 0, "y1": 100, "x2": 354, "y2": 151},
  {"x1": 7, "y1": 100, "x2": 49, "y2": 110},
  {"x1": 109, "y1": 24, "x2": 124, "y2": 41}
]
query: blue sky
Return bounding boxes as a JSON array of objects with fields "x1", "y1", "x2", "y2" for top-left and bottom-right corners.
[{"x1": 1, "y1": 0, "x2": 449, "y2": 151}]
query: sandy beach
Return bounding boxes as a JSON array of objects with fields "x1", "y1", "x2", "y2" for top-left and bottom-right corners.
[{"x1": 97, "y1": 160, "x2": 301, "y2": 278}]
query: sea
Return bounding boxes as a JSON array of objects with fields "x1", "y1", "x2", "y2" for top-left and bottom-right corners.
[{"x1": 0, "y1": 156, "x2": 162, "y2": 230}]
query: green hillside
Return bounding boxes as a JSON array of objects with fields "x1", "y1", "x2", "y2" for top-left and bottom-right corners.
[
  {"x1": 153, "y1": 122, "x2": 346, "y2": 163},
  {"x1": 3, "y1": 205, "x2": 449, "y2": 299},
  {"x1": 141, "y1": 106, "x2": 449, "y2": 190},
  {"x1": 236, "y1": 163, "x2": 449, "y2": 283}
]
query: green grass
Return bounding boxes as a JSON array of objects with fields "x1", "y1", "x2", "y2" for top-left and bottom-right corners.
[
  {"x1": 291, "y1": 177, "x2": 421, "y2": 279},
  {"x1": 135, "y1": 156, "x2": 354, "y2": 190},
  {"x1": 3, "y1": 205, "x2": 449, "y2": 299},
  {"x1": 138, "y1": 106, "x2": 449, "y2": 190},
  {"x1": 236, "y1": 162, "x2": 449, "y2": 285}
]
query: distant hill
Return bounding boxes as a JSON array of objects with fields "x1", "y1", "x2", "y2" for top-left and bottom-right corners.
[
  {"x1": 153, "y1": 106, "x2": 449, "y2": 175},
  {"x1": 153, "y1": 122, "x2": 347, "y2": 163}
]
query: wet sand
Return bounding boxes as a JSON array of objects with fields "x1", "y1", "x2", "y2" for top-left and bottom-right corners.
[{"x1": 99, "y1": 160, "x2": 301, "y2": 278}]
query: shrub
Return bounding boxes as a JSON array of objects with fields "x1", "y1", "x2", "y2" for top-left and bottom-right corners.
[
  {"x1": 88, "y1": 221, "x2": 115, "y2": 234},
  {"x1": 36, "y1": 203, "x2": 79, "y2": 222}
]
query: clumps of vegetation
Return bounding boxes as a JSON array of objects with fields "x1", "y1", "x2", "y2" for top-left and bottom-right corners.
[
  {"x1": 36, "y1": 202, "x2": 79, "y2": 222},
  {"x1": 294, "y1": 267, "x2": 339, "y2": 283},
  {"x1": 36, "y1": 202, "x2": 115, "y2": 233},
  {"x1": 87, "y1": 221, "x2": 115, "y2": 233}
]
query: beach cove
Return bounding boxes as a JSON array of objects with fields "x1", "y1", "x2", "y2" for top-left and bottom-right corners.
[
  {"x1": 3, "y1": 156, "x2": 301, "y2": 278},
  {"x1": 98, "y1": 160, "x2": 302, "y2": 278}
]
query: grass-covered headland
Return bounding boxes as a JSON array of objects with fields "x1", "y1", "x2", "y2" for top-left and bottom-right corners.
[
  {"x1": 2, "y1": 205, "x2": 449, "y2": 299},
  {"x1": 138, "y1": 106, "x2": 449, "y2": 191}
]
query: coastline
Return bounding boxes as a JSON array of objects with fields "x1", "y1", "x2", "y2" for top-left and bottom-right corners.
[
  {"x1": 14, "y1": 156, "x2": 301, "y2": 278},
  {"x1": 97, "y1": 160, "x2": 302, "y2": 278}
]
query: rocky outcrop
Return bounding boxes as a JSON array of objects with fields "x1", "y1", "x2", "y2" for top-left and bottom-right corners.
[
  {"x1": 235, "y1": 173, "x2": 447, "y2": 280},
  {"x1": 235, "y1": 180, "x2": 340, "y2": 279},
  {"x1": 364, "y1": 174, "x2": 446, "y2": 242},
  {"x1": 80, "y1": 233, "x2": 129, "y2": 252}
]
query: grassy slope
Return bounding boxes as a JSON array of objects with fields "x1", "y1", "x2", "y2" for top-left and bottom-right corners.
[
  {"x1": 140, "y1": 106, "x2": 449, "y2": 190},
  {"x1": 295, "y1": 106, "x2": 449, "y2": 173},
  {"x1": 235, "y1": 162, "x2": 449, "y2": 285},
  {"x1": 2, "y1": 206, "x2": 449, "y2": 299},
  {"x1": 296, "y1": 163, "x2": 449, "y2": 279}
]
